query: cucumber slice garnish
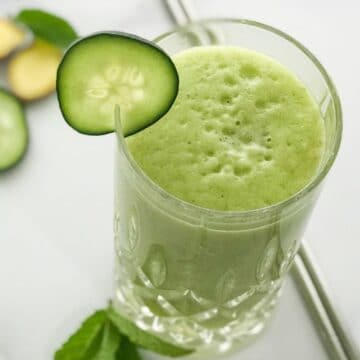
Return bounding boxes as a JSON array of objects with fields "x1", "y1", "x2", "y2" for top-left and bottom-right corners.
[
  {"x1": 56, "y1": 32, "x2": 179, "y2": 136},
  {"x1": 0, "y1": 89, "x2": 28, "y2": 171}
]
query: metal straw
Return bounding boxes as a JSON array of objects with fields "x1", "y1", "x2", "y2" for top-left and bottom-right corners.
[
  {"x1": 162, "y1": 1, "x2": 360, "y2": 359},
  {"x1": 293, "y1": 242, "x2": 359, "y2": 360}
]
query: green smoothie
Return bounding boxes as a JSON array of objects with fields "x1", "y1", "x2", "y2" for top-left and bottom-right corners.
[
  {"x1": 127, "y1": 46, "x2": 324, "y2": 211},
  {"x1": 114, "y1": 46, "x2": 326, "y2": 351}
]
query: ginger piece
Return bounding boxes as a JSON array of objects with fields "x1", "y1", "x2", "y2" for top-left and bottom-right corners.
[
  {"x1": 0, "y1": 18, "x2": 26, "y2": 59},
  {"x1": 8, "y1": 39, "x2": 62, "y2": 101}
]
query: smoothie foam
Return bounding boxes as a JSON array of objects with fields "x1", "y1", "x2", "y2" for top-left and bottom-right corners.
[{"x1": 127, "y1": 46, "x2": 325, "y2": 211}]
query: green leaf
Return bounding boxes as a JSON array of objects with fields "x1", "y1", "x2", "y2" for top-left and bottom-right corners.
[
  {"x1": 91, "y1": 322, "x2": 121, "y2": 360},
  {"x1": 116, "y1": 337, "x2": 142, "y2": 360},
  {"x1": 107, "y1": 306, "x2": 193, "y2": 358},
  {"x1": 55, "y1": 310, "x2": 121, "y2": 360},
  {"x1": 55, "y1": 310, "x2": 106, "y2": 360},
  {"x1": 15, "y1": 9, "x2": 77, "y2": 49}
]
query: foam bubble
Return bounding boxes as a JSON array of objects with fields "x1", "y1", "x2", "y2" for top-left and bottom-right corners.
[{"x1": 127, "y1": 46, "x2": 325, "y2": 211}]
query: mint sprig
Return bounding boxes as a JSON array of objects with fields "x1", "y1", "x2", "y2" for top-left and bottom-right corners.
[
  {"x1": 55, "y1": 310, "x2": 120, "y2": 360},
  {"x1": 55, "y1": 305, "x2": 193, "y2": 359},
  {"x1": 15, "y1": 9, "x2": 77, "y2": 49}
]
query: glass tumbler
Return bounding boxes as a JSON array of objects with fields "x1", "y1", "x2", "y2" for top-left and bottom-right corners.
[{"x1": 113, "y1": 19, "x2": 342, "y2": 356}]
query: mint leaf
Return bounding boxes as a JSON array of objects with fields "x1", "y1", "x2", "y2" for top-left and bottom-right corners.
[
  {"x1": 15, "y1": 9, "x2": 77, "y2": 49},
  {"x1": 55, "y1": 310, "x2": 121, "y2": 360},
  {"x1": 91, "y1": 322, "x2": 121, "y2": 360},
  {"x1": 107, "y1": 306, "x2": 193, "y2": 358},
  {"x1": 116, "y1": 337, "x2": 142, "y2": 360},
  {"x1": 55, "y1": 310, "x2": 106, "y2": 360}
]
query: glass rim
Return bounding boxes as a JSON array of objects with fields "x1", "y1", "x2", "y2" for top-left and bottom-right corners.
[{"x1": 118, "y1": 18, "x2": 342, "y2": 220}]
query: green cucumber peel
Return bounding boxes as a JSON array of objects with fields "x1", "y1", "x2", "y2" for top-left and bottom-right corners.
[{"x1": 0, "y1": 88, "x2": 28, "y2": 172}]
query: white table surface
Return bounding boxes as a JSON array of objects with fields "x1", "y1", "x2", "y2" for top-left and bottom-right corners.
[{"x1": 1, "y1": 0, "x2": 359, "y2": 359}]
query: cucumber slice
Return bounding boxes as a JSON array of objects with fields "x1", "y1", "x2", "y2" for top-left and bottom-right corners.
[
  {"x1": 56, "y1": 32, "x2": 179, "y2": 136},
  {"x1": 0, "y1": 89, "x2": 28, "y2": 171}
]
